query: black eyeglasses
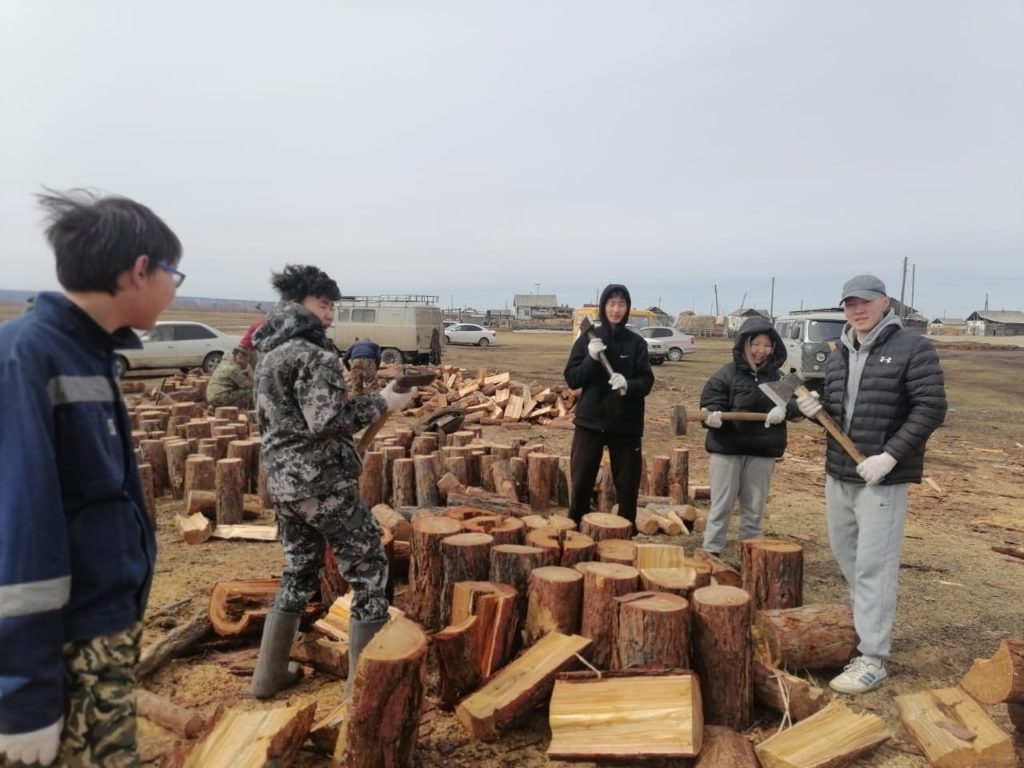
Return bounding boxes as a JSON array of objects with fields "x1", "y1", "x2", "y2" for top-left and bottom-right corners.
[{"x1": 155, "y1": 261, "x2": 186, "y2": 288}]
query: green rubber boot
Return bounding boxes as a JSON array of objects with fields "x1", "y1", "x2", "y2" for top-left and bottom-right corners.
[
  {"x1": 344, "y1": 617, "x2": 388, "y2": 699},
  {"x1": 250, "y1": 609, "x2": 302, "y2": 698}
]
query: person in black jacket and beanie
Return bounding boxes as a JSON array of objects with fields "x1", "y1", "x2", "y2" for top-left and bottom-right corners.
[
  {"x1": 699, "y1": 316, "x2": 799, "y2": 556},
  {"x1": 564, "y1": 284, "x2": 654, "y2": 526}
]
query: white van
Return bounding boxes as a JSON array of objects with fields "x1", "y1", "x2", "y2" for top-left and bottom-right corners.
[
  {"x1": 773, "y1": 309, "x2": 847, "y2": 389},
  {"x1": 328, "y1": 295, "x2": 443, "y2": 366}
]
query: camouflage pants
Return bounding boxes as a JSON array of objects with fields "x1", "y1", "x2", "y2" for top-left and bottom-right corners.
[
  {"x1": 207, "y1": 388, "x2": 253, "y2": 409},
  {"x1": 0, "y1": 623, "x2": 143, "y2": 768},
  {"x1": 274, "y1": 481, "x2": 389, "y2": 621},
  {"x1": 348, "y1": 358, "x2": 380, "y2": 397}
]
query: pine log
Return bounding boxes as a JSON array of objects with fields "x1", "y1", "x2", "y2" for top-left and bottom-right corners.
[
  {"x1": 741, "y1": 538, "x2": 803, "y2": 610},
  {"x1": 648, "y1": 455, "x2": 670, "y2": 497},
  {"x1": 138, "y1": 463, "x2": 157, "y2": 523},
  {"x1": 522, "y1": 514, "x2": 576, "y2": 533},
  {"x1": 407, "y1": 515, "x2": 462, "y2": 630},
  {"x1": 556, "y1": 455, "x2": 572, "y2": 507},
  {"x1": 960, "y1": 639, "x2": 1024, "y2": 704},
  {"x1": 440, "y1": 533, "x2": 495, "y2": 627},
  {"x1": 184, "y1": 454, "x2": 215, "y2": 499},
  {"x1": 181, "y1": 703, "x2": 316, "y2": 768},
  {"x1": 490, "y1": 459, "x2": 518, "y2": 500},
  {"x1": 175, "y1": 512, "x2": 212, "y2": 545},
  {"x1": 752, "y1": 660, "x2": 828, "y2": 722},
  {"x1": 693, "y1": 547, "x2": 742, "y2": 587},
  {"x1": 140, "y1": 439, "x2": 171, "y2": 497},
  {"x1": 413, "y1": 454, "x2": 441, "y2": 506},
  {"x1": 694, "y1": 725, "x2": 758, "y2": 768},
  {"x1": 614, "y1": 591, "x2": 689, "y2": 670},
  {"x1": 336, "y1": 617, "x2": 428, "y2": 768},
  {"x1": 184, "y1": 419, "x2": 213, "y2": 442},
  {"x1": 359, "y1": 451, "x2": 385, "y2": 507},
  {"x1": 138, "y1": 610, "x2": 213, "y2": 678},
  {"x1": 510, "y1": 455, "x2": 528, "y2": 502},
  {"x1": 410, "y1": 433, "x2": 437, "y2": 455},
  {"x1": 478, "y1": 454, "x2": 498, "y2": 492},
  {"x1": 752, "y1": 603, "x2": 857, "y2": 671},
  {"x1": 691, "y1": 484, "x2": 711, "y2": 500},
  {"x1": 289, "y1": 633, "x2": 347, "y2": 677},
  {"x1": 1008, "y1": 702, "x2": 1024, "y2": 731},
  {"x1": 527, "y1": 453, "x2": 559, "y2": 511},
  {"x1": 580, "y1": 562, "x2": 640, "y2": 669},
  {"x1": 185, "y1": 490, "x2": 261, "y2": 520},
  {"x1": 525, "y1": 529, "x2": 596, "y2": 568},
  {"x1": 450, "y1": 581, "x2": 519, "y2": 678},
  {"x1": 380, "y1": 445, "x2": 406, "y2": 508},
  {"x1": 434, "y1": 616, "x2": 483, "y2": 709},
  {"x1": 525, "y1": 566, "x2": 583, "y2": 645},
  {"x1": 635, "y1": 543, "x2": 687, "y2": 569},
  {"x1": 388, "y1": 457, "x2": 416, "y2": 508},
  {"x1": 755, "y1": 700, "x2": 890, "y2": 768},
  {"x1": 595, "y1": 466, "x2": 616, "y2": 512},
  {"x1": 691, "y1": 585, "x2": 752, "y2": 730},
  {"x1": 163, "y1": 442, "x2": 191, "y2": 492},
  {"x1": 136, "y1": 689, "x2": 205, "y2": 738},
  {"x1": 446, "y1": 490, "x2": 531, "y2": 517},
  {"x1": 225, "y1": 439, "x2": 257, "y2": 493},
  {"x1": 580, "y1": 511, "x2": 632, "y2": 541},
  {"x1": 371, "y1": 503, "x2": 412, "y2": 541},
  {"x1": 633, "y1": 508, "x2": 663, "y2": 535},
  {"x1": 215, "y1": 458, "x2": 244, "y2": 526},
  {"x1": 596, "y1": 538, "x2": 637, "y2": 566},
  {"x1": 669, "y1": 447, "x2": 689, "y2": 503},
  {"x1": 640, "y1": 567, "x2": 705, "y2": 598},
  {"x1": 463, "y1": 515, "x2": 526, "y2": 546},
  {"x1": 455, "y1": 631, "x2": 590, "y2": 742},
  {"x1": 547, "y1": 673, "x2": 703, "y2": 760},
  {"x1": 442, "y1": 455, "x2": 469, "y2": 489}
]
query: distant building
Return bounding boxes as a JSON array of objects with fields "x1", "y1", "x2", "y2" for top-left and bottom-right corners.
[
  {"x1": 725, "y1": 308, "x2": 770, "y2": 335},
  {"x1": 513, "y1": 294, "x2": 558, "y2": 320},
  {"x1": 928, "y1": 317, "x2": 967, "y2": 336},
  {"x1": 965, "y1": 310, "x2": 1024, "y2": 336},
  {"x1": 646, "y1": 306, "x2": 672, "y2": 326}
]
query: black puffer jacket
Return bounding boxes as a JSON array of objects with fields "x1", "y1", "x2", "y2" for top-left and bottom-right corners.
[
  {"x1": 564, "y1": 284, "x2": 654, "y2": 435},
  {"x1": 700, "y1": 316, "x2": 798, "y2": 457},
  {"x1": 823, "y1": 319, "x2": 946, "y2": 484}
]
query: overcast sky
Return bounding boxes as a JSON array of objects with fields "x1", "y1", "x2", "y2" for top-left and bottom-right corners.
[{"x1": 1, "y1": 1, "x2": 1021, "y2": 319}]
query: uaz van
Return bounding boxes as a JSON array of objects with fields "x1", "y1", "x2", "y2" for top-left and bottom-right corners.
[
  {"x1": 773, "y1": 309, "x2": 847, "y2": 390},
  {"x1": 328, "y1": 295, "x2": 443, "y2": 366}
]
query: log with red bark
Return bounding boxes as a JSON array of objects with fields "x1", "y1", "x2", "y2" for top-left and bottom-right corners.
[
  {"x1": 693, "y1": 725, "x2": 758, "y2": 768},
  {"x1": 434, "y1": 616, "x2": 483, "y2": 709},
  {"x1": 136, "y1": 689, "x2": 205, "y2": 738},
  {"x1": 614, "y1": 591, "x2": 690, "y2": 670},
  {"x1": 463, "y1": 514, "x2": 525, "y2": 546},
  {"x1": 693, "y1": 548, "x2": 742, "y2": 587},
  {"x1": 525, "y1": 566, "x2": 583, "y2": 645},
  {"x1": 450, "y1": 581, "x2": 519, "y2": 678},
  {"x1": 391, "y1": 457, "x2": 417, "y2": 508},
  {"x1": 596, "y1": 538, "x2": 636, "y2": 566},
  {"x1": 439, "y1": 532, "x2": 495, "y2": 627},
  {"x1": 669, "y1": 447, "x2": 689, "y2": 503},
  {"x1": 691, "y1": 585, "x2": 752, "y2": 730},
  {"x1": 359, "y1": 451, "x2": 384, "y2": 507},
  {"x1": 410, "y1": 433, "x2": 438, "y2": 455},
  {"x1": 752, "y1": 659, "x2": 828, "y2": 722},
  {"x1": 184, "y1": 454, "x2": 215, "y2": 498},
  {"x1": 525, "y1": 529, "x2": 596, "y2": 568},
  {"x1": 335, "y1": 617, "x2": 428, "y2": 768},
  {"x1": 960, "y1": 639, "x2": 1024, "y2": 704},
  {"x1": 140, "y1": 439, "x2": 171, "y2": 496},
  {"x1": 446, "y1": 489, "x2": 532, "y2": 517},
  {"x1": 490, "y1": 459, "x2": 518, "y2": 500},
  {"x1": 413, "y1": 454, "x2": 441, "y2": 507},
  {"x1": 580, "y1": 562, "x2": 640, "y2": 669},
  {"x1": 580, "y1": 511, "x2": 632, "y2": 541},
  {"x1": 527, "y1": 452, "x2": 559, "y2": 511},
  {"x1": 207, "y1": 579, "x2": 291, "y2": 636},
  {"x1": 595, "y1": 466, "x2": 616, "y2": 512},
  {"x1": 406, "y1": 515, "x2": 462, "y2": 630},
  {"x1": 1009, "y1": 702, "x2": 1024, "y2": 731},
  {"x1": 215, "y1": 458, "x2": 244, "y2": 526},
  {"x1": 510, "y1": 455, "x2": 528, "y2": 502},
  {"x1": 138, "y1": 610, "x2": 213, "y2": 678},
  {"x1": 648, "y1": 455, "x2": 670, "y2": 497},
  {"x1": 752, "y1": 603, "x2": 858, "y2": 671},
  {"x1": 225, "y1": 439, "x2": 258, "y2": 493},
  {"x1": 741, "y1": 538, "x2": 803, "y2": 610},
  {"x1": 138, "y1": 463, "x2": 157, "y2": 523},
  {"x1": 185, "y1": 490, "x2": 262, "y2": 520}
]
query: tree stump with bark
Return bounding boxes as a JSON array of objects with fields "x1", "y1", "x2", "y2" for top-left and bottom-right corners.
[
  {"x1": 463, "y1": 515, "x2": 525, "y2": 545},
  {"x1": 741, "y1": 538, "x2": 803, "y2": 610},
  {"x1": 527, "y1": 453, "x2": 559, "y2": 511},
  {"x1": 596, "y1": 538, "x2": 636, "y2": 566},
  {"x1": 752, "y1": 660, "x2": 828, "y2": 722},
  {"x1": 140, "y1": 439, "x2": 170, "y2": 496},
  {"x1": 215, "y1": 458, "x2": 244, "y2": 526},
  {"x1": 439, "y1": 532, "x2": 495, "y2": 627},
  {"x1": 413, "y1": 454, "x2": 440, "y2": 507},
  {"x1": 525, "y1": 566, "x2": 583, "y2": 645},
  {"x1": 669, "y1": 447, "x2": 689, "y2": 503},
  {"x1": 752, "y1": 603, "x2": 857, "y2": 671},
  {"x1": 359, "y1": 451, "x2": 384, "y2": 507},
  {"x1": 614, "y1": 591, "x2": 689, "y2": 670},
  {"x1": 580, "y1": 562, "x2": 640, "y2": 669},
  {"x1": 184, "y1": 454, "x2": 215, "y2": 497},
  {"x1": 694, "y1": 725, "x2": 758, "y2": 768},
  {"x1": 580, "y1": 511, "x2": 632, "y2": 541},
  {"x1": 407, "y1": 515, "x2": 462, "y2": 630},
  {"x1": 691, "y1": 585, "x2": 752, "y2": 730},
  {"x1": 525, "y1": 529, "x2": 596, "y2": 568}
]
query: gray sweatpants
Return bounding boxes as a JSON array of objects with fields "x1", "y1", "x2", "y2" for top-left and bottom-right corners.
[
  {"x1": 702, "y1": 453, "x2": 776, "y2": 554},
  {"x1": 825, "y1": 476, "x2": 908, "y2": 661}
]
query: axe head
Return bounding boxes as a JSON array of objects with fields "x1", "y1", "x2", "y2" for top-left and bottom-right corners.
[
  {"x1": 579, "y1": 316, "x2": 595, "y2": 337},
  {"x1": 758, "y1": 372, "x2": 805, "y2": 409}
]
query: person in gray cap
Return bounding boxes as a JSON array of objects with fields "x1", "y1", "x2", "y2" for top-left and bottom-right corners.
[{"x1": 796, "y1": 274, "x2": 946, "y2": 694}]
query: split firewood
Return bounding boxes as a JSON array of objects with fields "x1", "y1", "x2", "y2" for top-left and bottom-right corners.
[
  {"x1": 335, "y1": 618, "x2": 428, "y2": 768},
  {"x1": 312, "y1": 593, "x2": 403, "y2": 641},
  {"x1": 439, "y1": 533, "x2": 495, "y2": 627},
  {"x1": 692, "y1": 585, "x2": 752, "y2": 730},
  {"x1": 633, "y1": 508, "x2": 663, "y2": 535},
  {"x1": 960, "y1": 639, "x2": 1024, "y2": 704},
  {"x1": 547, "y1": 672, "x2": 703, "y2": 760},
  {"x1": 741, "y1": 538, "x2": 804, "y2": 610},
  {"x1": 525, "y1": 529, "x2": 596, "y2": 568},
  {"x1": 754, "y1": 700, "x2": 890, "y2": 768},
  {"x1": 138, "y1": 610, "x2": 213, "y2": 678},
  {"x1": 208, "y1": 524, "x2": 277, "y2": 542},
  {"x1": 895, "y1": 687, "x2": 1015, "y2": 768},
  {"x1": 136, "y1": 689, "x2": 204, "y2": 738},
  {"x1": 450, "y1": 581, "x2": 519, "y2": 677},
  {"x1": 180, "y1": 702, "x2": 316, "y2": 768},
  {"x1": 455, "y1": 631, "x2": 591, "y2": 742},
  {"x1": 752, "y1": 603, "x2": 858, "y2": 671},
  {"x1": 175, "y1": 512, "x2": 212, "y2": 545},
  {"x1": 752, "y1": 660, "x2": 828, "y2": 722},
  {"x1": 208, "y1": 580, "x2": 282, "y2": 636},
  {"x1": 289, "y1": 633, "x2": 347, "y2": 678},
  {"x1": 694, "y1": 725, "x2": 758, "y2": 768},
  {"x1": 371, "y1": 503, "x2": 412, "y2": 540},
  {"x1": 580, "y1": 562, "x2": 639, "y2": 669},
  {"x1": 613, "y1": 591, "x2": 690, "y2": 670},
  {"x1": 693, "y1": 548, "x2": 742, "y2": 587},
  {"x1": 434, "y1": 616, "x2": 484, "y2": 709}
]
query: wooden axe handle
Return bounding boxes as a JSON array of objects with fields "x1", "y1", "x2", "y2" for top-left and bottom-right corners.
[
  {"x1": 700, "y1": 410, "x2": 769, "y2": 423},
  {"x1": 795, "y1": 384, "x2": 867, "y2": 464}
]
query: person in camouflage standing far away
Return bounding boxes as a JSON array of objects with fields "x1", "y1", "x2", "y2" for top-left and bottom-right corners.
[{"x1": 249, "y1": 265, "x2": 417, "y2": 699}]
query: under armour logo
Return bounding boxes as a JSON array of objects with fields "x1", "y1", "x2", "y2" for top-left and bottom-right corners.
[{"x1": 879, "y1": 356, "x2": 892, "y2": 363}]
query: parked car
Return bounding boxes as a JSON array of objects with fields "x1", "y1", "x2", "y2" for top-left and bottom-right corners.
[
  {"x1": 444, "y1": 323, "x2": 497, "y2": 347},
  {"x1": 115, "y1": 321, "x2": 242, "y2": 377},
  {"x1": 637, "y1": 326, "x2": 698, "y2": 363}
]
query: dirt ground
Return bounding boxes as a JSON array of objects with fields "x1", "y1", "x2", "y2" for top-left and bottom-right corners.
[{"x1": 121, "y1": 322, "x2": 1024, "y2": 765}]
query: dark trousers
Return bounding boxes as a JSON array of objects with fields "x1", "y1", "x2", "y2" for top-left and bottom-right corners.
[{"x1": 568, "y1": 426, "x2": 643, "y2": 524}]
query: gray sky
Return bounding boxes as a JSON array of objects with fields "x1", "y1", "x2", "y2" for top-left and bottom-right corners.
[{"x1": 1, "y1": 1, "x2": 1021, "y2": 319}]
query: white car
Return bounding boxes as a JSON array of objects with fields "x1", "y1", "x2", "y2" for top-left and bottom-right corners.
[
  {"x1": 115, "y1": 321, "x2": 242, "y2": 377},
  {"x1": 637, "y1": 326, "x2": 698, "y2": 363},
  {"x1": 444, "y1": 323, "x2": 496, "y2": 347}
]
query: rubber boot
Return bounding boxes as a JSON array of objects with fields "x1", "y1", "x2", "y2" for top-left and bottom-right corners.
[
  {"x1": 250, "y1": 609, "x2": 302, "y2": 698},
  {"x1": 343, "y1": 617, "x2": 388, "y2": 699}
]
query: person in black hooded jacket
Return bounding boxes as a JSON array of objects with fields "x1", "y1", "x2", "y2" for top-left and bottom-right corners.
[
  {"x1": 564, "y1": 284, "x2": 654, "y2": 526},
  {"x1": 699, "y1": 316, "x2": 799, "y2": 555}
]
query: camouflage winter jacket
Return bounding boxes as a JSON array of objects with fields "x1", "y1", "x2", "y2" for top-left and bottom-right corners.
[{"x1": 253, "y1": 302, "x2": 387, "y2": 502}]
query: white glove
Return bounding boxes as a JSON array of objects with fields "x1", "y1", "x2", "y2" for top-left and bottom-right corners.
[
  {"x1": 764, "y1": 404, "x2": 786, "y2": 427},
  {"x1": 856, "y1": 452, "x2": 897, "y2": 486},
  {"x1": 796, "y1": 390, "x2": 822, "y2": 419},
  {"x1": 0, "y1": 718, "x2": 62, "y2": 766},
  {"x1": 704, "y1": 410, "x2": 723, "y2": 428},
  {"x1": 608, "y1": 372, "x2": 627, "y2": 395},
  {"x1": 380, "y1": 381, "x2": 416, "y2": 412},
  {"x1": 587, "y1": 338, "x2": 607, "y2": 361}
]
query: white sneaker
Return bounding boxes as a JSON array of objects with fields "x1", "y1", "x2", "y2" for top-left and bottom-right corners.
[{"x1": 829, "y1": 656, "x2": 888, "y2": 694}]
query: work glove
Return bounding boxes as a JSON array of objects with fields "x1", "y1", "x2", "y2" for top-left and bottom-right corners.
[
  {"x1": 856, "y1": 452, "x2": 897, "y2": 486},
  {"x1": 796, "y1": 390, "x2": 822, "y2": 419},
  {"x1": 0, "y1": 718, "x2": 62, "y2": 766},
  {"x1": 608, "y1": 372, "x2": 627, "y2": 395},
  {"x1": 704, "y1": 411, "x2": 723, "y2": 428},
  {"x1": 764, "y1": 404, "x2": 786, "y2": 427},
  {"x1": 380, "y1": 380, "x2": 416, "y2": 412},
  {"x1": 587, "y1": 338, "x2": 607, "y2": 361}
]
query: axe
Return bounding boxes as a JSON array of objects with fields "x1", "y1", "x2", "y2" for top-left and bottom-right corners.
[
  {"x1": 670, "y1": 404, "x2": 769, "y2": 436},
  {"x1": 578, "y1": 316, "x2": 625, "y2": 397},
  {"x1": 357, "y1": 370, "x2": 437, "y2": 457},
  {"x1": 759, "y1": 373, "x2": 867, "y2": 464}
]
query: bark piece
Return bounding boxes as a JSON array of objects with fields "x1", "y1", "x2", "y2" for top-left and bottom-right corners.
[
  {"x1": 614, "y1": 591, "x2": 690, "y2": 670},
  {"x1": 525, "y1": 566, "x2": 583, "y2": 645},
  {"x1": 752, "y1": 660, "x2": 828, "y2": 722},
  {"x1": 741, "y1": 537, "x2": 803, "y2": 610},
  {"x1": 691, "y1": 584, "x2": 752, "y2": 730},
  {"x1": 753, "y1": 603, "x2": 858, "y2": 671},
  {"x1": 580, "y1": 562, "x2": 639, "y2": 669},
  {"x1": 754, "y1": 700, "x2": 891, "y2": 768},
  {"x1": 960, "y1": 639, "x2": 1024, "y2": 704}
]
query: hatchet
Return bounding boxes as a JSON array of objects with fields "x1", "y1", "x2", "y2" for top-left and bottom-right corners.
[
  {"x1": 357, "y1": 370, "x2": 437, "y2": 457},
  {"x1": 578, "y1": 316, "x2": 625, "y2": 397},
  {"x1": 759, "y1": 373, "x2": 867, "y2": 464}
]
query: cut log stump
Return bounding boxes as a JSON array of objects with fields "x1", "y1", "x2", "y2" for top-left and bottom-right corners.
[
  {"x1": 596, "y1": 538, "x2": 636, "y2": 566},
  {"x1": 524, "y1": 529, "x2": 595, "y2": 568},
  {"x1": 741, "y1": 537, "x2": 803, "y2": 610},
  {"x1": 434, "y1": 616, "x2": 483, "y2": 709},
  {"x1": 439, "y1": 533, "x2": 495, "y2": 627},
  {"x1": 407, "y1": 515, "x2": 462, "y2": 631},
  {"x1": 694, "y1": 724, "x2": 758, "y2": 768},
  {"x1": 754, "y1": 700, "x2": 890, "y2": 768},
  {"x1": 691, "y1": 585, "x2": 752, "y2": 730},
  {"x1": 614, "y1": 591, "x2": 689, "y2": 670},
  {"x1": 753, "y1": 603, "x2": 857, "y2": 671},
  {"x1": 525, "y1": 566, "x2": 583, "y2": 645},
  {"x1": 580, "y1": 562, "x2": 639, "y2": 669},
  {"x1": 580, "y1": 511, "x2": 632, "y2": 541}
]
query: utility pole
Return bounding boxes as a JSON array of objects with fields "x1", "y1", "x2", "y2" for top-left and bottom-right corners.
[
  {"x1": 534, "y1": 283, "x2": 541, "y2": 295},
  {"x1": 713, "y1": 285, "x2": 720, "y2": 316},
  {"x1": 769, "y1": 276, "x2": 775, "y2": 318},
  {"x1": 910, "y1": 264, "x2": 916, "y2": 312},
  {"x1": 898, "y1": 257, "x2": 909, "y2": 318}
]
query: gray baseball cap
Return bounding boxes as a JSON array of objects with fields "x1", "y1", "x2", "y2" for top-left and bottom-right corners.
[{"x1": 841, "y1": 274, "x2": 887, "y2": 303}]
